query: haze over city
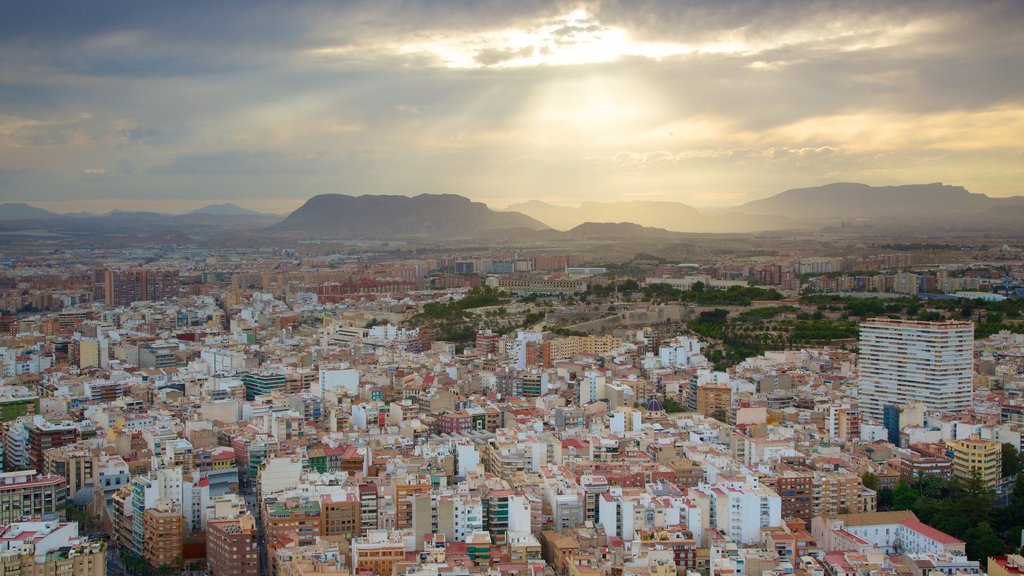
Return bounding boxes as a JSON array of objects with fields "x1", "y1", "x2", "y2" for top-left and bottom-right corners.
[{"x1": 2, "y1": 0, "x2": 1023, "y2": 215}]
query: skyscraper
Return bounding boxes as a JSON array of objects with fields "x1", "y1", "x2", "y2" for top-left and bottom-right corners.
[{"x1": 858, "y1": 318, "x2": 973, "y2": 421}]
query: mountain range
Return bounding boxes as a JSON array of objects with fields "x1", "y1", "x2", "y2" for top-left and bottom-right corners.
[
  {"x1": 505, "y1": 199, "x2": 799, "y2": 233},
  {"x1": 0, "y1": 202, "x2": 272, "y2": 220},
  {"x1": 737, "y1": 182, "x2": 1024, "y2": 224},
  {"x1": 509, "y1": 183, "x2": 1024, "y2": 232},
  {"x1": 2, "y1": 182, "x2": 1023, "y2": 242}
]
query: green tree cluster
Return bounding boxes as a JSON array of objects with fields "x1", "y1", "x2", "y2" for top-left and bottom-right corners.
[{"x1": 887, "y1": 473, "x2": 1024, "y2": 561}]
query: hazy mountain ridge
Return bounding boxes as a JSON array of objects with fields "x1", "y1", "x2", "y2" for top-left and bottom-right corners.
[
  {"x1": 273, "y1": 193, "x2": 548, "y2": 238},
  {"x1": 3, "y1": 183, "x2": 1023, "y2": 243},
  {"x1": 0, "y1": 203, "x2": 282, "y2": 241},
  {"x1": 512, "y1": 183, "x2": 1024, "y2": 232},
  {"x1": 737, "y1": 182, "x2": 1024, "y2": 224},
  {"x1": 505, "y1": 200, "x2": 702, "y2": 231},
  {"x1": 563, "y1": 222, "x2": 684, "y2": 239},
  {"x1": 507, "y1": 199, "x2": 797, "y2": 233},
  {"x1": 190, "y1": 203, "x2": 266, "y2": 216},
  {"x1": 0, "y1": 203, "x2": 61, "y2": 220}
]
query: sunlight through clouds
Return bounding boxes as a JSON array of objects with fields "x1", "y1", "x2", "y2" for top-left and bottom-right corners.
[
  {"x1": 384, "y1": 8, "x2": 748, "y2": 69},
  {"x1": 1, "y1": 0, "x2": 1022, "y2": 209}
]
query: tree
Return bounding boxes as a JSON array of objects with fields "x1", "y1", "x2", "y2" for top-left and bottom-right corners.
[
  {"x1": 962, "y1": 522, "x2": 1006, "y2": 561},
  {"x1": 892, "y1": 482, "x2": 918, "y2": 511},
  {"x1": 121, "y1": 551, "x2": 149, "y2": 575},
  {"x1": 663, "y1": 398, "x2": 685, "y2": 413},
  {"x1": 1003, "y1": 443, "x2": 1021, "y2": 478},
  {"x1": 921, "y1": 474, "x2": 946, "y2": 499},
  {"x1": 861, "y1": 471, "x2": 879, "y2": 491},
  {"x1": 877, "y1": 487, "x2": 894, "y2": 510}
]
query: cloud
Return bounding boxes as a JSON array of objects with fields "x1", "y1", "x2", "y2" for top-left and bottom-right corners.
[{"x1": 0, "y1": 0, "x2": 1022, "y2": 207}]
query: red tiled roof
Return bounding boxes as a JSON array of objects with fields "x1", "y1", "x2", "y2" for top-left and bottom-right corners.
[{"x1": 900, "y1": 519, "x2": 962, "y2": 545}]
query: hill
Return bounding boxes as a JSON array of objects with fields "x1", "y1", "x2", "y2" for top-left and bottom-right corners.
[
  {"x1": 190, "y1": 203, "x2": 264, "y2": 216},
  {"x1": 506, "y1": 199, "x2": 798, "y2": 233},
  {"x1": 563, "y1": 222, "x2": 686, "y2": 240},
  {"x1": 506, "y1": 200, "x2": 702, "y2": 231},
  {"x1": 273, "y1": 193, "x2": 548, "y2": 238},
  {"x1": 0, "y1": 203, "x2": 60, "y2": 220}
]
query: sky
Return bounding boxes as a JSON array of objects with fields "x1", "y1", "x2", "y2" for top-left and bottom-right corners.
[{"x1": 1, "y1": 1, "x2": 1022, "y2": 214}]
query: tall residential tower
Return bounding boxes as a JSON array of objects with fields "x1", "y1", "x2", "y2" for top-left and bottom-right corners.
[{"x1": 858, "y1": 318, "x2": 973, "y2": 420}]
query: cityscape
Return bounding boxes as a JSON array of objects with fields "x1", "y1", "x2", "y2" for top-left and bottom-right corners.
[{"x1": 2, "y1": 2, "x2": 1024, "y2": 576}]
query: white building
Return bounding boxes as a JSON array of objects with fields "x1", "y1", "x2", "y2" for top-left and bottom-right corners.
[
  {"x1": 316, "y1": 368, "x2": 359, "y2": 397},
  {"x1": 452, "y1": 495, "x2": 484, "y2": 542},
  {"x1": 696, "y1": 479, "x2": 782, "y2": 545},
  {"x1": 858, "y1": 319, "x2": 973, "y2": 421},
  {"x1": 659, "y1": 337, "x2": 705, "y2": 368}
]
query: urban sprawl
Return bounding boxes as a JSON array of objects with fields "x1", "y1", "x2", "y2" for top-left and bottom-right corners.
[{"x1": 1, "y1": 244, "x2": 1024, "y2": 576}]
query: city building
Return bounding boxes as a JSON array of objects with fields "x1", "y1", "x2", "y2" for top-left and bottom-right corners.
[
  {"x1": 945, "y1": 436, "x2": 1002, "y2": 490},
  {"x1": 989, "y1": 555, "x2": 1024, "y2": 576},
  {"x1": 104, "y1": 268, "x2": 180, "y2": 307},
  {"x1": 0, "y1": 471, "x2": 67, "y2": 524},
  {"x1": 207, "y1": 514, "x2": 259, "y2": 576},
  {"x1": 143, "y1": 502, "x2": 184, "y2": 571},
  {"x1": 0, "y1": 521, "x2": 106, "y2": 576},
  {"x1": 858, "y1": 319, "x2": 974, "y2": 420}
]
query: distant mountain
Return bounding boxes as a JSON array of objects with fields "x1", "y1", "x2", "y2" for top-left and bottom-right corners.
[
  {"x1": 563, "y1": 222, "x2": 685, "y2": 240},
  {"x1": 737, "y1": 182, "x2": 1024, "y2": 224},
  {"x1": 506, "y1": 199, "x2": 797, "y2": 233},
  {"x1": 0, "y1": 203, "x2": 60, "y2": 220},
  {"x1": 506, "y1": 200, "x2": 703, "y2": 231},
  {"x1": 273, "y1": 193, "x2": 548, "y2": 238},
  {"x1": 190, "y1": 203, "x2": 263, "y2": 216}
]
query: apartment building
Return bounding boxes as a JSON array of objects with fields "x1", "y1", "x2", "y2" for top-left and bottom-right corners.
[
  {"x1": 207, "y1": 514, "x2": 259, "y2": 576},
  {"x1": 945, "y1": 435, "x2": 1002, "y2": 490},
  {"x1": 0, "y1": 471, "x2": 67, "y2": 524},
  {"x1": 858, "y1": 319, "x2": 973, "y2": 420}
]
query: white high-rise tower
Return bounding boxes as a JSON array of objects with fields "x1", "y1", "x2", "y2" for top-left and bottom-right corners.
[{"x1": 858, "y1": 318, "x2": 973, "y2": 420}]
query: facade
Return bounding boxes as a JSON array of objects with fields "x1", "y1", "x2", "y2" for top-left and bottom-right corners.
[
  {"x1": 322, "y1": 493, "x2": 361, "y2": 540},
  {"x1": 770, "y1": 472, "x2": 814, "y2": 521},
  {"x1": 696, "y1": 384, "x2": 732, "y2": 419},
  {"x1": 25, "y1": 417, "x2": 79, "y2": 472},
  {"x1": 393, "y1": 476, "x2": 432, "y2": 530},
  {"x1": 43, "y1": 444, "x2": 97, "y2": 497},
  {"x1": 103, "y1": 268, "x2": 180, "y2": 307},
  {"x1": 945, "y1": 436, "x2": 1002, "y2": 489},
  {"x1": 240, "y1": 372, "x2": 286, "y2": 401},
  {"x1": 263, "y1": 496, "x2": 322, "y2": 547},
  {"x1": 812, "y1": 511, "x2": 965, "y2": 556},
  {"x1": 143, "y1": 504, "x2": 184, "y2": 571},
  {"x1": 697, "y1": 482, "x2": 782, "y2": 545},
  {"x1": 0, "y1": 471, "x2": 67, "y2": 524},
  {"x1": 858, "y1": 319, "x2": 974, "y2": 420},
  {"x1": 207, "y1": 515, "x2": 259, "y2": 576},
  {"x1": 496, "y1": 278, "x2": 587, "y2": 295},
  {"x1": 0, "y1": 521, "x2": 106, "y2": 576},
  {"x1": 351, "y1": 530, "x2": 410, "y2": 574}
]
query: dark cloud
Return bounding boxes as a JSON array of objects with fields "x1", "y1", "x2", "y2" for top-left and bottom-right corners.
[{"x1": 475, "y1": 45, "x2": 536, "y2": 66}]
